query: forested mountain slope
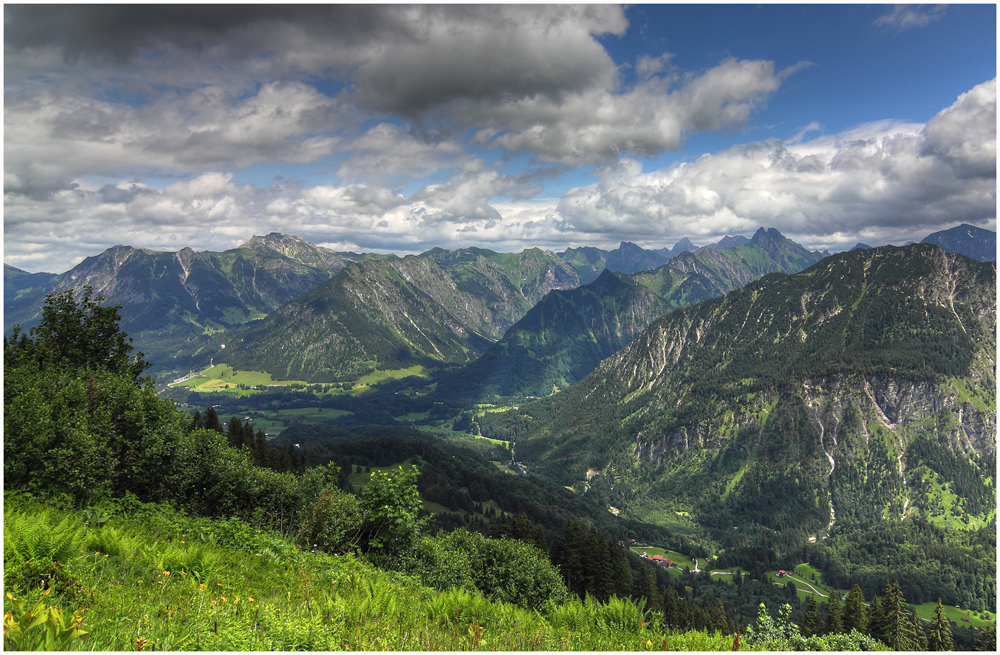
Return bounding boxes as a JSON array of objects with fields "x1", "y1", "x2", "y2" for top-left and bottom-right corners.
[
  {"x1": 482, "y1": 245, "x2": 996, "y2": 543},
  {"x1": 224, "y1": 249, "x2": 586, "y2": 382},
  {"x1": 440, "y1": 228, "x2": 824, "y2": 399}
]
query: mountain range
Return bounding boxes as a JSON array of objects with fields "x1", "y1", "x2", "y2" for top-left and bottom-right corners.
[
  {"x1": 438, "y1": 228, "x2": 825, "y2": 399},
  {"x1": 479, "y1": 244, "x2": 996, "y2": 542},
  {"x1": 4, "y1": 224, "x2": 994, "y2": 386}
]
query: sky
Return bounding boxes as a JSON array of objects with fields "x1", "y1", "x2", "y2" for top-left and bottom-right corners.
[{"x1": 3, "y1": 3, "x2": 996, "y2": 273}]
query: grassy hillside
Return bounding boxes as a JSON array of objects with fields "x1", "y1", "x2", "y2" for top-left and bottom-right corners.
[{"x1": 3, "y1": 496, "x2": 741, "y2": 651}]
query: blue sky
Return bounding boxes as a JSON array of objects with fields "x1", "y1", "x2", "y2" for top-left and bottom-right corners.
[{"x1": 4, "y1": 3, "x2": 996, "y2": 273}]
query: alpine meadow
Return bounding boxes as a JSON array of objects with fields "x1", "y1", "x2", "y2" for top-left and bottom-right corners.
[{"x1": 3, "y1": 4, "x2": 997, "y2": 652}]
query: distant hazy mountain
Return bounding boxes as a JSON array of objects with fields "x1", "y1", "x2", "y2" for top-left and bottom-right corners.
[
  {"x1": 655, "y1": 237, "x2": 699, "y2": 260},
  {"x1": 558, "y1": 239, "x2": 699, "y2": 283},
  {"x1": 851, "y1": 243, "x2": 873, "y2": 250},
  {"x1": 483, "y1": 244, "x2": 995, "y2": 540},
  {"x1": 921, "y1": 223, "x2": 996, "y2": 262},
  {"x1": 604, "y1": 241, "x2": 671, "y2": 274},
  {"x1": 3, "y1": 234, "x2": 354, "y2": 371},
  {"x1": 710, "y1": 234, "x2": 751, "y2": 250},
  {"x1": 224, "y1": 248, "x2": 584, "y2": 382},
  {"x1": 4, "y1": 264, "x2": 59, "y2": 320},
  {"x1": 441, "y1": 228, "x2": 825, "y2": 399}
]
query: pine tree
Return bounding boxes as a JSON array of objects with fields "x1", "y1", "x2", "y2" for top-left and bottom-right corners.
[
  {"x1": 610, "y1": 542, "x2": 632, "y2": 599},
  {"x1": 226, "y1": 416, "x2": 244, "y2": 448},
  {"x1": 823, "y1": 591, "x2": 843, "y2": 635},
  {"x1": 868, "y1": 596, "x2": 885, "y2": 643},
  {"x1": 551, "y1": 520, "x2": 585, "y2": 596},
  {"x1": 927, "y1": 599, "x2": 954, "y2": 651},
  {"x1": 801, "y1": 596, "x2": 821, "y2": 637},
  {"x1": 710, "y1": 600, "x2": 731, "y2": 635},
  {"x1": 912, "y1": 610, "x2": 928, "y2": 651},
  {"x1": 880, "y1": 582, "x2": 918, "y2": 650},
  {"x1": 842, "y1": 584, "x2": 868, "y2": 634},
  {"x1": 662, "y1": 586, "x2": 679, "y2": 628},
  {"x1": 203, "y1": 406, "x2": 223, "y2": 433},
  {"x1": 631, "y1": 563, "x2": 661, "y2": 613},
  {"x1": 585, "y1": 528, "x2": 614, "y2": 601}
]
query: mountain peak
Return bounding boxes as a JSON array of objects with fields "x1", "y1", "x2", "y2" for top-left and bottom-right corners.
[
  {"x1": 711, "y1": 235, "x2": 751, "y2": 251},
  {"x1": 240, "y1": 233, "x2": 309, "y2": 252},
  {"x1": 920, "y1": 223, "x2": 996, "y2": 262}
]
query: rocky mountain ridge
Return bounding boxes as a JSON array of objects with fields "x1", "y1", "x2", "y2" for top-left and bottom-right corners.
[
  {"x1": 441, "y1": 227, "x2": 825, "y2": 399},
  {"x1": 481, "y1": 245, "x2": 995, "y2": 539}
]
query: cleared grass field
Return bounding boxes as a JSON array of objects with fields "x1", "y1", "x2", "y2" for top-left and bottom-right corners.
[
  {"x1": 173, "y1": 363, "x2": 429, "y2": 398},
  {"x1": 911, "y1": 601, "x2": 995, "y2": 628},
  {"x1": 766, "y1": 570, "x2": 833, "y2": 602},
  {"x1": 355, "y1": 365, "x2": 428, "y2": 386}
]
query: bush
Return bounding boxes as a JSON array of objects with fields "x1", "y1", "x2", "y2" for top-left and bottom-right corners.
[
  {"x1": 298, "y1": 487, "x2": 362, "y2": 554},
  {"x1": 405, "y1": 528, "x2": 567, "y2": 611}
]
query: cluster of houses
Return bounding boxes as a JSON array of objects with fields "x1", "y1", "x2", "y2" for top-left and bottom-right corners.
[
  {"x1": 638, "y1": 551, "x2": 716, "y2": 572},
  {"x1": 639, "y1": 553, "x2": 678, "y2": 569}
]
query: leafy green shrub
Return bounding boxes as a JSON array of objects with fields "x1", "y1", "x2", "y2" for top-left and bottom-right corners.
[
  {"x1": 477, "y1": 535, "x2": 567, "y2": 611},
  {"x1": 745, "y1": 602, "x2": 889, "y2": 651},
  {"x1": 406, "y1": 530, "x2": 478, "y2": 593},
  {"x1": 298, "y1": 487, "x2": 362, "y2": 554},
  {"x1": 358, "y1": 466, "x2": 425, "y2": 560},
  {"x1": 405, "y1": 528, "x2": 566, "y2": 611}
]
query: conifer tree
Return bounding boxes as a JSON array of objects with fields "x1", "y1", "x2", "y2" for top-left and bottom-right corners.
[
  {"x1": 710, "y1": 600, "x2": 731, "y2": 635},
  {"x1": 226, "y1": 416, "x2": 244, "y2": 448},
  {"x1": 610, "y1": 542, "x2": 632, "y2": 599},
  {"x1": 203, "y1": 406, "x2": 223, "y2": 433},
  {"x1": 585, "y1": 528, "x2": 614, "y2": 601},
  {"x1": 801, "y1": 596, "x2": 821, "y2": 637},
  {"x1": 912, "y1": 610, "x2": 928, "y2": 651},
  {"x1": 662, "y1": 586, "x2": 679, "y2": 628},
  {"x1": 823, "y1": 591, "x2": 843, "y2": 635},
  {"x1": 927, "y1": 599, "x2": 954, "y2": 651},
  {"x1": 975, "y1": 624, "x2": 996, "y2": 651},
  {"x1": 842, "y1": 584, "x2": 868, "y2": 634},
  {"x1": 879, "y1": 582, "x2": 918, "y2": 650},
  {"x1": 631, "y1": 563, "x2": 661, "y2": 613},
  {"x1": 868, "y1": 596, "x2": 885, "y2": 643}
]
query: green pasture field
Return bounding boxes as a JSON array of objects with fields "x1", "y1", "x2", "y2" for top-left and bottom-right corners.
[
  {"x1": 347, "y1": 461, "x2": 421, "y2": 494},
  {"x1": 169, "y1": 364, "x2": 311, "y2": 395},
  {"x1": 911, "y1": 602, "x2": 995, "y2": 628},
  {"x1": 492, "y1": 461, "x2": 519, "y2": 476},
  {"x1": 355, "y1": 365, "x2": 428, "y2": 387},
  {"x1": 630, "y1": 546, "x2": 698, "y2": 574},
  {"x1": 172, "y1": 363, "x2": 429, "y2": 398},
  {"x1": 627, "y1": 504, "x2": 704, "y2": 540},
  {"x1": 248, "y1": 407, "x2": 354, "y2": 436},
  {"x1": 766, "y1": 570, "x2": 834, "y2": 602}
]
